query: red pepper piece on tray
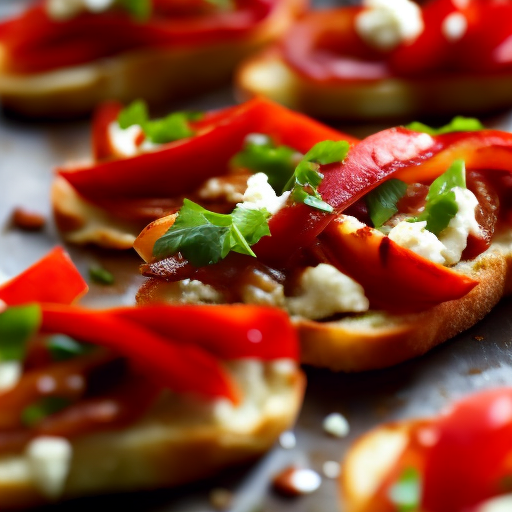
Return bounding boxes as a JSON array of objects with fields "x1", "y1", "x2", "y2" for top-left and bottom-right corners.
[{"x1": 0, "y1": 247, "x2": 88, "y2": 306}]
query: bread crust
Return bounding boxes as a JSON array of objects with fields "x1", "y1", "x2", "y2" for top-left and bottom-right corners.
[
  {"x1": 236, "y1": 49, "x2": 512, "y2": 121},
  {"x1": 0, "y1": 0, "x2": 306, "y2": 118},
  {"x1": 0, "y1": 361, "x2": 304, "y2": 509}
]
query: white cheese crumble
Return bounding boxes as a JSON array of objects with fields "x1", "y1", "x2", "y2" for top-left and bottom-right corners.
[
  {"x1": 46, "y1": 0, "x2": 114, "y2": 20},
  {"x1": 389, "y1": 220, "x2": 446, "y2": 264},
  {"x1": 279, "y1": 431, "x2": 297, "y2": 450},
  {"x1": 322, "y1": 461, "x2": 341, "y2": 479},
  {"x1": 286, "y1": 264, "x2": 369, "y2": 320},
  {"x1": 178, "y1": 279, "x2": 224, "y2": 304},
  {"x1": 288, "y1": 469, "x2": 322, "y2": 494},
  {"x1": 238, "y1": 173, "x2": 290, "y2": 215},
  {"x1": 198, "y1": 177, "x2": 245, "y2": 203},
  {"x1": 25, "y1": 436, "x2": 72, "y2": 499},
  {"x1": 355, "y1": 0, "x2": 424, "y2": 51},
  {"x1": 442, "y1": 12, "x2": 468, "y2": 42},
  {"x1": 476, "y1": 495, "x2": 512, "y2": 512},
  {"x1": 323, "y1": 412, "x2": 350, "y2": 438},
  {"x1": 107, "y1": 121, "x2": 161, "y2": 158},
  {"x1": 0, "y1": 361, "x2": 22, "y2": 392},
  {"x1": 389, "y1": 187, "x2": 480, "y2": 266}
]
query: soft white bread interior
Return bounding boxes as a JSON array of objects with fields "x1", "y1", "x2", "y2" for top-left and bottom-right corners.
[
  {"x1": 0, "y1": 0, "x2": 306, "y2": 117},
  {"x1": 52, "y1": 176, "x2": 142, "y2": 249},
  {"x1": 0, "y1": 359, "x2": 304, "y2": 509},
  {"x1": 137, "y1": 231, "x2": 512, "y2": 372},
  {"x1": 341, "y1": 420, "x2": 421, "y2": 512},
  {"x1": 236, "y1": 48, "x2": 512, "y2": 121}
]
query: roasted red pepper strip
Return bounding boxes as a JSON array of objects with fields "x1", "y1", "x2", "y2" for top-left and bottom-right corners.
[
  {"x1": 58, "y1": 97, "x2": 355, "y2": 203},
  {"x1": 39, "y1": 304, "x2": 240, "y2": 403},
  {"x1": 0, "y1": 247, "x2": 88, "y2": 306},
  {"x1": 318, "y1": 217, "x2": 478, "y2": 312},
  {"x1": 0, "y1": 0, "x2": 280, "y2": 74},
  {"x1": 255, "y1": 128, "x2": 512, "y2": 269},
  {"x1": 92, "y1": 101, "x2": 123, "y2": 161},
  {"x1": 113, "y1": 304, "x2": 299, "y2": 361}
]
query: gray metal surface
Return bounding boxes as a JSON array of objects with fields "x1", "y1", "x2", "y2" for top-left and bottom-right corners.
[{"x1": 1, "y1": 2, "x2": 512, "y2": 512}]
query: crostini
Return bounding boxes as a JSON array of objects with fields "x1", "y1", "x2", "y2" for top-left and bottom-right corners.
[
  {"x1": 134, "y1": 118, "x2": 512, "y2": 372},
  {"x1": 0, "y1": 0, "x2": 306, "y2": 117},
  {"x1": 342, "y1": 387, "x2": 512, "y2": 512},
  {"x1": 52, "y1": 97, "x2": 356, "y2": 248},
  {"x1": 236, "y1": 0, "x2": 512, "y2": 121},
  {"x1": 0, "y1": 248, "x2": 303, "y2": 508}
]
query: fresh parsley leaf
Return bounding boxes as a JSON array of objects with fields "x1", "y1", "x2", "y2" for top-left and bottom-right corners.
[
  {"x1": 118, "y1": 100, "x2": 148, "y2": 129},
  {"x1": 388, "y1": 467, "x2": 421, "y2": 512},
  {"x1": 117, "y1": 100, "x2": 201, "y2": 144},
  {"x1": 230, "y1": 134, "x2": 300, "y2": 193},
  {"x1": 406, "y1": 116, "x2": 484, "y2": 135},
  {"x1": 286, "y1": 140, "x2": 350, "y2": 213},
  {"x1": 117, "y1": 0, "x2": 152, "y2": 21},
  {"x1": 89, "y1": 265, "x2": 115, "y2": 285},
  {"x1": 366, "y1": 179, "x2": 408, "y2": 228},
  {"x1": 153, "y1": 199, "x2": 271, "y2": 266},
  {"x1": 22, "y1": 397, "x2": 72, "y2": 428},
  {"x1": 46, "y1": 335, "x2": 93, "y2": 362},
  {"x1": 0, "y1": 304, "x2": 41, "y2": 362},
  {"x1": 410, "y1": 159, "x2": 466, "y2": 235}
]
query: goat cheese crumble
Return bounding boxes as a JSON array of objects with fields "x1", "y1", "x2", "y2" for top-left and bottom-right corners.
[
  {"x1": 476, "y1": 494, "x2": 512, "y2": 512},
  {"x1": 108, "y1": 121, "x2": 160, "y2": 158},
  {"x1": 286, "y1": 264, "x2": 369, "y2": 320},
  {"x1": 47, "y1": 0, "x2": 114, "y2": 20},
  {"x1": 238, "y1": 173, "x2": 290, "y2": 215},
  {"x1": 355, "y1": 0, "x2": 424, "y2": 51},
  {"x1": 389, "y1": 186, "x2": 481, "y2": 265},
  {"x1": 442, "y1": 12, "x2": 468, "y2": 42}
]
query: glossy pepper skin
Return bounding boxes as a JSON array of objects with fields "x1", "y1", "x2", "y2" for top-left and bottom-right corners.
[
  {"x1": 58, "y1": 97, "x2": 356, "y2": 204},
  {"x1": 0, "y1": 248, "x2": 299, "y2": 403}
]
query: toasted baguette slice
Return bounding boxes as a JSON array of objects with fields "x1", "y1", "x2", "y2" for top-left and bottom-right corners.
[
  {"x1": 236, "y1": 48, "x2": 512, "y2": 121},
  {"x1": 136, "y1": 231, "x2": 512, "y2": 372},
  {"x1": 0, "y1": 0, "x2": 306, "y2": 118},
  {"x1": 52, "y1": 176, "x2": 143, "y2": 249},
  {"x1": 0, "y1": 359, "x2": 304, "y2": 509}
]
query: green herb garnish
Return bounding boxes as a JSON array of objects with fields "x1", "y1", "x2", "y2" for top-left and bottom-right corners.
[
  {"x1": 22, "y1": 397, "x2": 72, "y2": 428},
  {"x1": 406, "y1": 116, "x2": 484, "y2": 135},
  {"x1": 89, "y1": 266, "x2": 115, "y2": 285},
  {"x1": 230, "y1": 134, "x2": 300, "y2": 193},
  {"x1": 117, "y1": 100, "x2": 202, "y2": 145},
  {"x1": 389, "y1": 467, "x2": 421, "y2": 512},
  {"x1": 0, "y1": 304, "x2": 41, "y2": 362},
  {"x1": 153, "y1": 199, "x2": 271, "y2": 266},
  {"x1": 366, "y1": 179, "x2": 408, "y2": 228},
  {"x1": 410, "y1": 159, "x2": 466, "y2": 235},
  {"x1": 46, "y1": 335, "x2": 93, "y2": 362},
  {"x1": 117, "y1": 0, "x2": 152, "y2": 21},
  {"x1": 285, "y1": 140, "x2": 350, "y2": 213}
]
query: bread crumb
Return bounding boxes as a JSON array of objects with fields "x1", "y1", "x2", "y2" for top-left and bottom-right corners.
[
  {"x1": 12, "y1": 207, "x2": 46, "y2": 231},
  {"x1": 323, "y1": 413, "x2": 350, "y2": 438},
  {"x1": 474, "y1": 335, "x2": 485, "y2": 341},
  {"x1": 209, "y1": 488, "x2": 233, "y2": 511}
]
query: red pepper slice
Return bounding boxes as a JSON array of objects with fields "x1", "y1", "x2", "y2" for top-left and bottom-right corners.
[
  {"x1": 0, "y1": 0, "x2": 281, "y2": 74},
  {"x1": 58, "y1": 97, "x2": 356, "y2": 204},
  {"x1": 0, "y1": 247, "x2": 88, "y2": 306},
  {"x1": 39, "y1": 304, "x2": 240, "y2": 403},
  {"x1": 112, "y1": 303, "x2": 299, "y2": 361},
  {"x1": 92, "y1": 101, "x2": 123, "y2": 161},
  {"x1": 255, "y1": 128, "x2": 512, "y2": 269},
  {"x1": 318, "y1": 217, "x2": 478, "y2": 312}
]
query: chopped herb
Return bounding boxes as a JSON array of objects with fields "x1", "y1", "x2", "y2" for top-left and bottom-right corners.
[
  {"x1": 89, "y1": 265, "x2": 115, "y2": 285},
  {"x1": 230, "y1": 134, "x2": 300, "y2": 193},
  {"x1": 46, "y1": 335, "x2": 93, "y2": 362},
  {"x1": 117, "y1": 0, "x2": 152, "y2": 21},
  {"x1": 285, "y1": 140, "x2": 350, "y2": 213},
  {"x1": 22, "y1": 396, "x2": 72, "y2": 427},
  {"x1": 409, "y1": 159, "x2": 466, "y2": 235},
  {"x1": 153, "y1": 199, "x2": 271, "y2": 266},
  {"x1": 406, "y1": 116, "x2": 484, "y2": 135},
  {"x1": 0, "y1": 304, "x2": 41, "y2": 362},
  {"x1": 366, "y1": 179, "x2": 408, "y2": 228},
  {"x1": 117, "y1": 100, "x2": 202, "y2": 144},
  {"x1": 389, "y1": 467, "x2": 421, "y2": 512}
]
